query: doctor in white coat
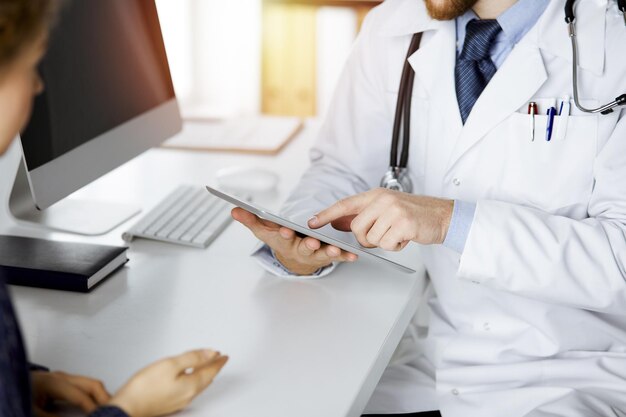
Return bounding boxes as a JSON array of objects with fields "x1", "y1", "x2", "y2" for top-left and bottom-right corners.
[{"x1": 233, "y1": 0, "x2": 626, "y2": 415}]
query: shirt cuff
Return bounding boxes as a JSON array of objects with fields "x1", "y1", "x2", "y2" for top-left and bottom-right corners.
[
  {"x1": 89, "y1": 406, "x2": 129, "y2": 417},
  {"x1": 442, "y1": 200, "x2": 476, "y2": 254},
  {"x1": 251, "y1": 244, "x2": 336, "y2": 278},
  {"x1": 29, "y1": 363, "x2": 50, "y2": 372}
]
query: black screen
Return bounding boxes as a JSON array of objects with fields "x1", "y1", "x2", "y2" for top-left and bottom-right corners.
[{"x1": 21, "y1": 0, "x2": 175, "y2": 171}]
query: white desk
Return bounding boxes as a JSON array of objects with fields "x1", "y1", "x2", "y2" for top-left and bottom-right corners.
[{"x1": 0, "y1": 121, "x2": 426, "y2": 417}]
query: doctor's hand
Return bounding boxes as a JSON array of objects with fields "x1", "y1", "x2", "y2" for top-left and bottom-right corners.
[
  {"x1": 309, "y1": 188, "x2": 454, "y2": 251},
  {"x1": 232, "y1": 207, "x2": 358, "y2": 276}
]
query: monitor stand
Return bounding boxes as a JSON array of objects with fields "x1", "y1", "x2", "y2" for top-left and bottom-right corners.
[{"x1": 9, "y1": 159, "x2": 140, "y2": 236}]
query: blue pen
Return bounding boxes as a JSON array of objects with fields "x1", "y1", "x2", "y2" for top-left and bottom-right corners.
[{"x1": 545, "y1": 106, "x2": 556, "y2": 141}]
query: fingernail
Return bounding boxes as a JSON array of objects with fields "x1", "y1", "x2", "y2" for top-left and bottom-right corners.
[
  {"x1": 218, "y1": 356, "x2": 229, "y2": 368},
  {"x1": 308, "y1": 216, "x2": 319, "y2": 227}
]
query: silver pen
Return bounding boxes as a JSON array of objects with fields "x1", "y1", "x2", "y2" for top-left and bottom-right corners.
[{"x1": 528, "y1": 102, "x2": 538, "y2": 142}]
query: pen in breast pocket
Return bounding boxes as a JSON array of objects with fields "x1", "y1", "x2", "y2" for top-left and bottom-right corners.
[
  {"x1": 545, "y1": 106, "x2": 556, "y2": 141},
  {"x1": 528, "y1": 102, "x2": 537, "y2": 141},
  {"x1": 556, "y1": 96, "x2": 571, "y2": 141}
]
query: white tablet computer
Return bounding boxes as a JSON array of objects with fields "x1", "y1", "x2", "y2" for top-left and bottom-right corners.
[{"x1": 206, "y1": 186, "x2": 416, "y2": 274}]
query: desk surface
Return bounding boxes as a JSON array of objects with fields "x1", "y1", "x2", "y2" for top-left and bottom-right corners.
[{"x1": 0, "y1": 121, "x2": 425, "y2": 417}]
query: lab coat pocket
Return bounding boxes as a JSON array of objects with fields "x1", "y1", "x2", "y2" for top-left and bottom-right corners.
[{"x1": 498, "y1": 112, "x2": 598, "y2": 213}]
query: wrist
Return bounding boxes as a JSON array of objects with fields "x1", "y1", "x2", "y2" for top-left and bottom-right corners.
[
  {"x1": 438, "y1": 199, "x2": 454, "y2": 244},
  {"x1": 275, "y1": 252, "x2": 322, "y2": 276},
  {"x1": 107, "y1": 396, "x2": 138, "y2": 417}
]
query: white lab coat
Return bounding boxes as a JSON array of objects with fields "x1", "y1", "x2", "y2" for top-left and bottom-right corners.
[{"x1": 278, "y1": 0, "x2": 626, "y2": 416}]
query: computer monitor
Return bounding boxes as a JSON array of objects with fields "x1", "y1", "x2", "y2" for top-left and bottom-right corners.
[{"x1": 9, "y1": 0, "x2": 181, "y2": 235}]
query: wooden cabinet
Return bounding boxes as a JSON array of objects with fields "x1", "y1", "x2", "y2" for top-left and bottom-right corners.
[{"x1": 261, "y1": 0, "x2": 382, "y2": 116}]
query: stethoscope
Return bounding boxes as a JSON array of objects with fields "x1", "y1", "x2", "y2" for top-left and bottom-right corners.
[
  {"x1": 566, "y1": 0, "x2": 626, "y2": 114},
  {"x1": 381, "y1": 0, "x2": 626, "y2": 194}
]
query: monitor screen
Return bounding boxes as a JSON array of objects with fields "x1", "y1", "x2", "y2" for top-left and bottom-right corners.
[{"x1": 20, "y1": 0, "x2": 175, "y2": 171}]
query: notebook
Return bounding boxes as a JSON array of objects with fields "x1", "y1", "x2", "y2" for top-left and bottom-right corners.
[{"x1": 0, "y1": 235, "x2": 128, "y2": 293}]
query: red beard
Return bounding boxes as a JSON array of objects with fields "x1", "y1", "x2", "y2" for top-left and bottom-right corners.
[{"x1": 424, "y1": 0, "x2": 479, "y2": 20}]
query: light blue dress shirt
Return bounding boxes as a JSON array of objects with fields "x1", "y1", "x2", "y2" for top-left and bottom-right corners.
[
  {"x1": 442, "y1": 0, "x2": 549, "y2": 253},
  {"x1": 256, "y1": 0, "x2": 550, "y2": 275}
]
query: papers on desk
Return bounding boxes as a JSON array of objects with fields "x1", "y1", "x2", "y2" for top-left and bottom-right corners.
[{"x1": 162, "y1": 115, "x2": 303, "y2": 155}]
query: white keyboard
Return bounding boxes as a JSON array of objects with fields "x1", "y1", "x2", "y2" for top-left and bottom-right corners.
[{"x1": 123, "y1": 185, "x2": 233, "y2": 248}]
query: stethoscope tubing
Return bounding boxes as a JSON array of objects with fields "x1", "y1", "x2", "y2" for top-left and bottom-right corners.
[
  {"x1": 566, "y1": 0, "x2": 626, "y2": 114},
  {"x1": 390, "y1": 33, "x2": 422, "y2": 170}
]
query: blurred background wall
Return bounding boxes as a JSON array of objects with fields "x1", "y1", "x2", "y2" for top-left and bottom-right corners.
[{"x1": 155, "y1": 0, "x2": 382, "y2": 120}]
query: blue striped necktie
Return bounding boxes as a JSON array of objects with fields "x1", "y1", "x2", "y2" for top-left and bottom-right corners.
[{"x1": 455, "y1": 19, "x2": 502, "y2": 124}]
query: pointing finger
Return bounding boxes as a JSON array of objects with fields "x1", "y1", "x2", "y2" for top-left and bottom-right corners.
[
  {"x1": 309, "y1": 193, "x2": 372, "y2": 229},
  {"x1": 330, "y1": 215, "x2": 357, "y2": 232}
]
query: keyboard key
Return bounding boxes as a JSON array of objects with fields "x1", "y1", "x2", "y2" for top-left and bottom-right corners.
[
  {"x1": 156, "y1": 190, "x2": 206, "y2": 238},
  {"x1": 168, "y1": 198, "x2": 218, "y2": 241},
  {"x1": 143, "y1": 186, "x2": 198, "y2": 235},
  {"x1": 123, "y1": 185, "x2": 234, "y2": 248},
  {"x1": 192, "y1": 207, "x2": 233, "y2": 245},
  {"x1": 135, "y1": 186, "x2": 189, "y2": 234},
  {"x1": 181, "y1": 201, "x2": 227, "y2": 242}
]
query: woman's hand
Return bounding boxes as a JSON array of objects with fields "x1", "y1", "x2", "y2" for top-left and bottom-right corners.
[
  {"x1": 31, "y1": 371, "x2": 110, "y2": 417},
  {"x1": 107, "y1": 349, "x2": 228, "y2": 417}
]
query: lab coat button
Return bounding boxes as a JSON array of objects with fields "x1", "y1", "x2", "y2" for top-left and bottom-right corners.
[
  {"x1": 452, "y1": 178, "x2": 461, "y2": 186},
  {"x1": 452, "y1": 388, "x2": 459, "y2": 396},
  {"x1": 483, "y1": 322, "x2": 491, "y2": 331}
]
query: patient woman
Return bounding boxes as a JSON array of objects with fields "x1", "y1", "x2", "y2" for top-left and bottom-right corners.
[{"x1": 0, "y1": 1, "x2": 228, "y2": 417}]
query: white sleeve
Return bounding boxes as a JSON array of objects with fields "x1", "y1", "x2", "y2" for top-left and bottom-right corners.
[{"x1": 458, "y1": 110, "x2": 626, "y2": 314}]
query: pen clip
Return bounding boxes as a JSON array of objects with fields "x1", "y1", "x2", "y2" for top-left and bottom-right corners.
[
  {"x1": 545, "y1": 107, "x2": 556, "y2": 142},
  {"x1": 556, "y1": 96, "x2": 571, "y2": 141},
  {"x1": 528, "y1": 102, "x2": 537, "y2": 142}
]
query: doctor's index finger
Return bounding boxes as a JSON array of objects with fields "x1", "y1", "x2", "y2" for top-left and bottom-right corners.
[{"x1": 308, "y1": 193, "x2": 372, "y2": 229}]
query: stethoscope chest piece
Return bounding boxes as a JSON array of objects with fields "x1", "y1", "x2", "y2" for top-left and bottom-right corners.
[{"x1": 381, "y1": 166, "x2": 413, "y2": 193}]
